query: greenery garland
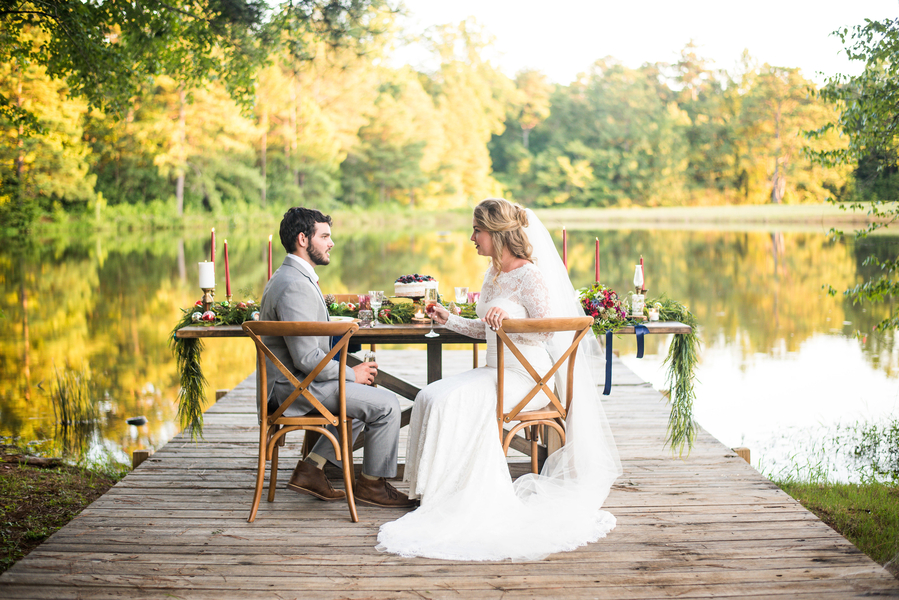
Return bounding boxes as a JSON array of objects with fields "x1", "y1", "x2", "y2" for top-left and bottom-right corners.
[
  {"x1": 169, "y1": 300, "x2": 260, "y2": 440},
  {"x1": 649, "y1": 295, "x2": 700, "y2": 456}
]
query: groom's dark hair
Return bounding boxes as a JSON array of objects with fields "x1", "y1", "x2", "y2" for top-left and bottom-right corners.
[{"x1": 280, "y1": 207, "x2": 332, "y2": 253}]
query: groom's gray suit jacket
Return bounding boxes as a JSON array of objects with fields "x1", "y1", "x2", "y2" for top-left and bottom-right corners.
[
  {"x1": 257, "y1": 255, "x2": 400, "y2": 477},
  {"x1": 258, "y1": 256, "x2": 354, "y2": 417}
]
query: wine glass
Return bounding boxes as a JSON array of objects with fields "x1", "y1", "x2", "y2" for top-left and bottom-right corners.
[
  {"x1": 369, "y1": 290, "x2": 383, "y2": 327},
  {"x1": 454, "y1": 286, "x2": 469, "y2": 304},
  {"x1": 424, "y1": 288, "x2": 439, "y2": 338}
]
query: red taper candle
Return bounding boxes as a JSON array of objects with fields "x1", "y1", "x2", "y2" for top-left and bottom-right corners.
[
  {"x1": 267, "y1": 234, "x2": 273, "y2": 280},
  {"x1": 640, "y1": 255, "x2": 645, "y2": 292},
  {"x1": 224, "y1": 239, "x2": 231, "y2": 298}
]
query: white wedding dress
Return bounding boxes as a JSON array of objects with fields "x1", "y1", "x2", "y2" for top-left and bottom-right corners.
[{"x1": 376, "y1": 210, "x2": 622, "y2": 561}]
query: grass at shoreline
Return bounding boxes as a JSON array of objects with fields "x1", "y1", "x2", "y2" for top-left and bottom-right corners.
[
  {"x1": 775, "y1": 479, "x2": 899, "y2": 578},
  {"x1": 535, "y1": 203, "x2": 894, "y2": 232},
  {"x1": 0, "y1": 445, "x2": 125, "y2": 574},
  {"x1": 18, "y1": 202, "x2": 893, "y2": 237}
]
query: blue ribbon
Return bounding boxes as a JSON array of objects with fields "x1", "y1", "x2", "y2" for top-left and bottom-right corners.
[
  {"x1": 635, "y1": 324, "x2": 649, "y2": 359},
  {"x1": 603, "y1": 325, "x2": 650, "y2": 396},
  {"x1": 603, "y1": 331, "x2": 613, "y2": 396}
]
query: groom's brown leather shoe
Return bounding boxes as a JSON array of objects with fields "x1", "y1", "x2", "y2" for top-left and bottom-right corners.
[
  {"x1": 353, "y1": 476, "x2": 417, "y2": 508},
  {"x1": 286, "y1": 460, "x2": 346, "y2": 501}
]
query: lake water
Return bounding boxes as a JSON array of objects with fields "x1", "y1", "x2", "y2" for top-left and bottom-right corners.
[{"x1": 1, "y1": 214, "x2": 897, "y2": 481}]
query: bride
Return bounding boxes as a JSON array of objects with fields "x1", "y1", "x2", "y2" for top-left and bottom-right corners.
[{"x1": 377, "y1": 198, "x2": 622, "y2": 561}]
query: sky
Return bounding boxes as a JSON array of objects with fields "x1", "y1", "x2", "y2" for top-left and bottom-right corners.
[{"x1": 394, "y1": 0, "x2": 897, "y2": 85}]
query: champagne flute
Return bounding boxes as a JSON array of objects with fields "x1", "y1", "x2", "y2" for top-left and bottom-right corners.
[
  {"x1": 424, "y1": 287, "x2": 439, "y2": 338},
  {"x1": 369, "y1": 290, "x2": 383, "y2": 327},
  {"x1": 454, "y1": 286, "x2": 469, "y2": 304}
]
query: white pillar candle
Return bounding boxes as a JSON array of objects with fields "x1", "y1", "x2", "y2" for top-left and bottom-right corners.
[{"x1": 199, "y1": 261, "x2": 215, "y2": 289}]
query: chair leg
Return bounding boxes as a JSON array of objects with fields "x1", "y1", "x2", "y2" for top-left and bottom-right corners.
[
  {"x1": 530, "y1": 425, "x2": 539, "y2": 474},
  {"x1": 341, "y1": 417, "x2": 359, "y2": 523},
  {"x1": 268, "y1": 439, "x2": 279, "y2": 502},
  {"x1": 248, "y1": 434, "x2": 268, "y2": 523}
]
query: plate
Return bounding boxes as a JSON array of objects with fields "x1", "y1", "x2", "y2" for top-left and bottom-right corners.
[{"x1": 330, "y1": 316, "x2": 357, "y2": 322}]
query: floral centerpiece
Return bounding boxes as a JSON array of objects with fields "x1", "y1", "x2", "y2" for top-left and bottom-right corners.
[{"x1": 579, "y1": 284, "x2": 629, "y2": 334}]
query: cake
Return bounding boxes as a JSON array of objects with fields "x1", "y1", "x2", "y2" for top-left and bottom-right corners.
[{"x1": 394, "y1": 274, "x2": 439, "y2": 297}]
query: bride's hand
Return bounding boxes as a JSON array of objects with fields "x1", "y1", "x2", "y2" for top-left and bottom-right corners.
[
  {"x1": 482, "y1": 307, "x2": 509, "y2": 330},
  {"x1": 429, "y1": 304, "x2": 450, "y2": 324}
]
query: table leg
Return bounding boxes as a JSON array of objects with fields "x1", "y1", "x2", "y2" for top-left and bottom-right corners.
[{"x1": 427, "y1": 343, "x2": 442, "y2": 384}]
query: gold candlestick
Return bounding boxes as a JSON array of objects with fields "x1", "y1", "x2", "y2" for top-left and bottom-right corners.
[{"x1": 202, "y1": 287, "x2": 215, "y2": 312}]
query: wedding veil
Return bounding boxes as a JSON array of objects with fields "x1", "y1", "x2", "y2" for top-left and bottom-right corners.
[{"x1": 511, "y1": 209, "x2": 622, "y2": 511}]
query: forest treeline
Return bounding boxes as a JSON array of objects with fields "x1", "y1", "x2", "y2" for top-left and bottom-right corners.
[{"x1": 0, "y1": 15, "x2": 854, "y2": 224}]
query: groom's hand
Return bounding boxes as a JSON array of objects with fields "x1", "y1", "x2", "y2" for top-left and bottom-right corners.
[{"x1": 352, "y1": 361, "x2": 378, "y2": 385}]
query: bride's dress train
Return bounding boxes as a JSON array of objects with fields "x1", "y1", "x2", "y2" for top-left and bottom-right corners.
[{"x1": 376, "y1": 212, "x2": 621, "y2": 561}]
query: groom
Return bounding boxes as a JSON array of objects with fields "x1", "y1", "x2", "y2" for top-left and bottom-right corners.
[{"x1": 259, "y1": 206, "x2": 415, "y2": 508}]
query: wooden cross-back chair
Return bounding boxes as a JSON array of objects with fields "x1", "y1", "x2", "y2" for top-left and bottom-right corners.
[
  {"x1": 495, "y1": 316, "x2": 595, "y2": 473},
  {"x1": 242, "y1": 320, "x2": 359, "y2": 523}
]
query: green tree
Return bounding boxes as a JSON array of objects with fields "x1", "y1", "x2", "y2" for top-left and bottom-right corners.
[
  {"x1": 739, "y1": 65, "x2": 843, "y2": 204},
  {"x1": 0, "y1": 27, "x2": 95, "y2": 228},
  {"x1": 513, "y1": 69, "x2": 551, "y2": 150},
  {"x1": 339, "y1": 67, "x2": 436, "y2": 206},
  {"x1": 423, "y1": 19, "x2": 515, "y2": 207},
  {"x1": 536, "y1": 59, "x2": 691, "y2": 207},
  {"x1": 670, "y1": 42, "x2": 741, "y2": 197},
  {"x1": 152, "y1": 77, "x2": 263, "y2": 214},
  {"x1": 84, "y1": 86, "x2": 172, "y2": 208},
  {"x1": 0, "y1": 0, "x2": 395, "y2": 127},
  {"x1": 809, "y1": 17, "x2": 899, "y2": 333}
]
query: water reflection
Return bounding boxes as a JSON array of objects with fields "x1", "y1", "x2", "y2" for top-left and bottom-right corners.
[{"x1": 0, "y1": 220, "x2": 897, "y2": 479}]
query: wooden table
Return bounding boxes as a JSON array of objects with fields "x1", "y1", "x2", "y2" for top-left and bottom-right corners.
[
  {"x1": 176, "y1": 321, "x2": 691, "y2": 459},
  {"x1": 175, "y1": 320, "x2": 690, "y2": 384}
]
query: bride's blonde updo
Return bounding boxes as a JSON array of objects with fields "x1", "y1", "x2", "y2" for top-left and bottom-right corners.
[{"x1": 473, "y1": 198, "x2": 533, "y2": 275}]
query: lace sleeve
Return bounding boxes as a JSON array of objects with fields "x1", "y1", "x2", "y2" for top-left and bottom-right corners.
[
  {"x1": 516, "y1": 265, "x2": 553, "y2": 342},
  {"x1": 445, "y1": 313, "x2": 487, "y2": 340}
]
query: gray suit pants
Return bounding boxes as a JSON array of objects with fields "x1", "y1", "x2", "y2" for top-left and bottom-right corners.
[{"x1": 271, "y1": 379, "x2": 400, "y2": 478}]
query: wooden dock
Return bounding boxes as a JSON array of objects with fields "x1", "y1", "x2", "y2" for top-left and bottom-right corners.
[{"x1": 1, "y1": 351, "x2": 897, "y2": 599}]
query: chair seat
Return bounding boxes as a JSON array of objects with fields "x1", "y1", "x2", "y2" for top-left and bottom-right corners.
[
  {"x1": 508, "y1": 408, "x2": 563, "y2": 422},
  {"x1": 269, "y1": 416, "x2": 332, "y2": 426}
]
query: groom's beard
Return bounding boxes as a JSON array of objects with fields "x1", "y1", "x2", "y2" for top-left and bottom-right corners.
[{"x1": 308, "y1": 244, "x2": 330, "y2": 266}]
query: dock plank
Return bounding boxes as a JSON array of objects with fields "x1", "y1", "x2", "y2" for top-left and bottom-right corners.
[{"x1": 1, "y1": 350, "x2": 896, "y2": 599}]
